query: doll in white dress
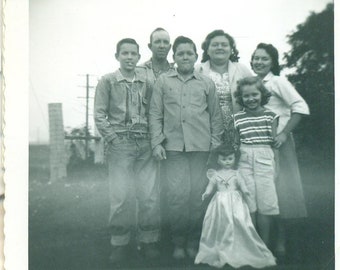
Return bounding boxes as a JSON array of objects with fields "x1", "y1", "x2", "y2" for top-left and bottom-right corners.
[{"x1": 195, "y1": 145, "x2": 276, "y2": 269}]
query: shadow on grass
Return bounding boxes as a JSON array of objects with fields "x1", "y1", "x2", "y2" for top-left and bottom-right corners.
[{"x1": 29, "y1": 144, "x2": 334, "y2": 270}]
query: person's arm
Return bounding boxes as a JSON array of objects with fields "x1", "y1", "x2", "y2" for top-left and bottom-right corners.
[
  {"x1": 149, "y1": 77, "x2": 166, "y2": 160},
  {"x1": 202, "y1": 181, "x2": 215, "y2": 201},
  {"x1": 271, "y1": 115, "x2": 281, "y2": 148},
  {"x1": 272, "y1": 77, "x2": 309, "y2": 145},
  {"x1": 202, "y1": 169, "x2": 216, "y2": 200},
  {"x1": 94, "y1": 76, "x2": 117, "y2": 143},
  {"x1": 233, "y1": 115, "x2": 240, "y2": 150},
  {"x1": 274, "y1": 113, "x2": 302, "y2": 145},
  {"x1": 152, "y1": 145, "x2": 167, "y2": 160},
  {"x1": 272, "y1": 115, "x2": 278, "y2": 138},
  {"x1": 207, "y1": 80, "x2": 224, "y2": 150},
  {"x1": 236, "y1": 172, "x2": 250, "y2": 197},
  {"x1": 271, "y1": 115, "x2": 280, "y2": 178}
]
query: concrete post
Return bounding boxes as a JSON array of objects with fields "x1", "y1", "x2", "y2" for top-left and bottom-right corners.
[{"x1": 48, "y1": 103, "x2": 67, "y2": 181}]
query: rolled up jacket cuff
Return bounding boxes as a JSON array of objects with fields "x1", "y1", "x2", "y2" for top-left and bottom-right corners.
[
  {"x1": 137, "y1": 228, "x2": 160, "y2": 244},
  {"x1": 151, "y1": 134, "x2": 166, "y2": 149},
  {"x1": 110, "y1": 232, "x2": 130, "y2": 246}
]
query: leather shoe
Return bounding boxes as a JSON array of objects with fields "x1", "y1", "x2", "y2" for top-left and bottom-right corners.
[
  {"x1": 173, "y1": 246, "x2": 186, "y2": 259},
  {"x1": 140, "y1": 242, "x2": 160, "y2": 259},
  {"x1": 109, "y1": 245, "x2": 127, "y2": 264},
  {"x1": 186, "y1": 246, "x2": 197, "y2": 259}
]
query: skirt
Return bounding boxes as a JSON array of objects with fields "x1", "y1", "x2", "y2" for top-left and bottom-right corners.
[{"x1": 276, "y1": 133, "x2": 307, "y2": 219}]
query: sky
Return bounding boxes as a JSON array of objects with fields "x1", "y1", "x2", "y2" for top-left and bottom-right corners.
[{"x1": 29, "y1": 0, "x2": 333, "y2": 143}]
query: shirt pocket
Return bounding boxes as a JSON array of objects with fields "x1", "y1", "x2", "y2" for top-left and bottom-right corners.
[
  {"x1": 107, "y1": 136, "x2": 128, "y2": 153},
  {"x1": 189, "y1": 87, "x2": 206, "y2": 108},
  {"x1": 110, "y1": 81, "x2": 126, "y2": 104},
  {"x1": 239, "y1": 151, "x2": 249, "y2": 166},
  {"x1": 256, "y1": 157, "x2": 273, "y2": 166},
  {"x1": 164, "y1": 86, "x2": 180, "y2": 104},
  {"x1": 256, "y1": 152, "x2": 274, "y2": 174}
]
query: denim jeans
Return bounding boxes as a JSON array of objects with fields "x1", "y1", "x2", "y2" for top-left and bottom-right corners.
[
  {"x1": 106, "y1": 135, "x2": 160, "y2": 246},
  {"x1": 164, "y1": 151, "x2": 209, "y2": 248}
]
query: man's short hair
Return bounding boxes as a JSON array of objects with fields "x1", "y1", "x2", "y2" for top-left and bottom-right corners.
[{"x1": 149, "y1": 27, "x2": 168, "y2": 44}]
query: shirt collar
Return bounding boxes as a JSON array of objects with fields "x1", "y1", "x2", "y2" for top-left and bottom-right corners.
[
  {"x1": 115, "y1": 68, "x2": 146, "y2": 83},
  {"x1": 199, "y1": 60, "x2": 232, "y2": 74},
  {"x1": 262, "y1": 71, "x2": 274, "y2": 82},
  {"x1": 144, "y1": 58, "x2": 174, "y2": 70},
  {"x1": 143, "y1": 59, "x2": 153, "y2": 69},
  {"x1": 167, "y1": 68, "x2": 200, "y2": 80},
  {"x1": 199, "y1": 61, "x2": 212, "y2": 74}
]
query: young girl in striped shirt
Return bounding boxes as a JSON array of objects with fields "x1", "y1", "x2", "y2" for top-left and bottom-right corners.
[{"x1": 234, "y1": 76, "x2": 279, "y2": 247}]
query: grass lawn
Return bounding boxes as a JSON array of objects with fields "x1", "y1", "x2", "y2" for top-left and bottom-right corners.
[{"x1": 29, "y1": 144, "x2": 334, "y2": 270}]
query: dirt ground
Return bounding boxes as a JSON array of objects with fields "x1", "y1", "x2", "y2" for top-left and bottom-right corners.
[{"x1": 29, "y1": 144, "x2": 334, "y2": 270}]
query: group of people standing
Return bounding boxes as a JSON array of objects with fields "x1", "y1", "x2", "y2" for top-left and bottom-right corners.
[{"x1": 94, "y1": 27, "x2": 309, "y2": 268}]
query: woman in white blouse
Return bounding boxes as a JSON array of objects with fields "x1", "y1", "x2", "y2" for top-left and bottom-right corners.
[
  {"x1": 196, "y1": 30, "x2": 252, "y2": 148},
  {"x1": 251, "y1": 43, "x2": 310, "y2": 257}
]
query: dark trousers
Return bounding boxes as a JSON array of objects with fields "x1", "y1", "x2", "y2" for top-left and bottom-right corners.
[{"x1": 164, "y1": 151, "x2": 209, "y2": 248}]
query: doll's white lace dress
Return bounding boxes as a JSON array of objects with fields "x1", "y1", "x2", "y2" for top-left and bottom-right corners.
[{"x1": 195, "y1": 169, "x2": 276, "y2": 268}]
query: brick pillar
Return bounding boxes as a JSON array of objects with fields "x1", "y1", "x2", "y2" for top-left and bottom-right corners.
[{"x1": 48, "y1": 103, "x2": 67, "y2": 181}]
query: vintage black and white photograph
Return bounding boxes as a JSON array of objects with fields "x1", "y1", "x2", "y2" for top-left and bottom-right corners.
[{"x1": 8, "y1": 0, "x2": 336, "y2": 269}]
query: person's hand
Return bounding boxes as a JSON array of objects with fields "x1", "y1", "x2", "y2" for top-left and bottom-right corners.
[
  {"x1": 274, "y1": 132, "x2": 288, "y2": 148},
  {"x1": 152, "y1": 145, "x2": 167, "y2": 161},
  {"x1": 202, "y1": 192, "x2": 210, "y2": 201},
  {"x1": 273, "y1": 150, "x2": 280, "y2": 180},
  {"x1": 243, "y1": 190, "x2": 251, "y2": 197}
]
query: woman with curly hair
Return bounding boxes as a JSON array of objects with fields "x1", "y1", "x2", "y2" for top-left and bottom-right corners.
[{"x1": 196, "y1": 30, "x2": 252, "y2": 148}]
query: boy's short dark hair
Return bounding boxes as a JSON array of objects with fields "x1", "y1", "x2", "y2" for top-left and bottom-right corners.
[
  {"x1": 172, "y1": 36, "x2": 197, "y2": 55},
  {"x1": 116, "y1": 38, "x2": 139, "y2": 54},
  {"x1": 234, "y1": 76, "x2": 272, "y2": 107},
  {"x1": 207, "y1": 144, "x2": 240, "y2": 170}
]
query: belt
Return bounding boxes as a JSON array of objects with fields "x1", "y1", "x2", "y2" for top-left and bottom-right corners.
[
  {"x1": 240, "y1": 143, "x2": 272, "y2": 149},
  {"x1": 116, "y1": 131, "x2": 150, "y2": 139}
]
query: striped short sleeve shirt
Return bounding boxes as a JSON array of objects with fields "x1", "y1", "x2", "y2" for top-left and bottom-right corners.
[{"x1": 234, "y1": 109, "x2": 278, "y2": 145}]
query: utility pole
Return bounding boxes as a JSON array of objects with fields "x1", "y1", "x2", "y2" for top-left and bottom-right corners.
[
  {"x1": 85, "y1": 74, "x2": 90, "y2": 159},
  {"x1": 77, "y1": 74, "x2": 95, "y2": 160}
]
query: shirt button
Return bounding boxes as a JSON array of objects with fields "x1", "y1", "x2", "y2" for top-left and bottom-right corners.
[
  {"x1": 182, "y1": 106, "x2": 185, "y2": 109},
  {"x1": 182, "y1": 120, "x2": 185, "y2": 123}
]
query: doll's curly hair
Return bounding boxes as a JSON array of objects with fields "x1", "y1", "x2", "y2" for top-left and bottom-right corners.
[
  {"x1": 234, "y1": 76, "x2": 271, "y2": 107},
  {"x1": 207, "y1": 144, "x2": 240, "y2": 170}
]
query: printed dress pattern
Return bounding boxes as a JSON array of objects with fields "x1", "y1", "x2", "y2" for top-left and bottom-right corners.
[{"x1": 209, "y1": 72, "x2": 235, "y2": 148}]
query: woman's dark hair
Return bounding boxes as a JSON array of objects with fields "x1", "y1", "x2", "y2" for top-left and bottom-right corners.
[
  {"x1": 234, "y1": 76, "x2": 272, "y2": 107},
  {"x1": 201, "y1": 29, "x2": 239, "y2": 63},
  {"x1": 207, "y1": 144, "x2": 240, "y2": 170},
  {"x1": 172, "y1": 36, "x2": 197, "y2": 55},
  {"x1": 251, "y1": 43, "x2": 281, "y2": 75}
]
